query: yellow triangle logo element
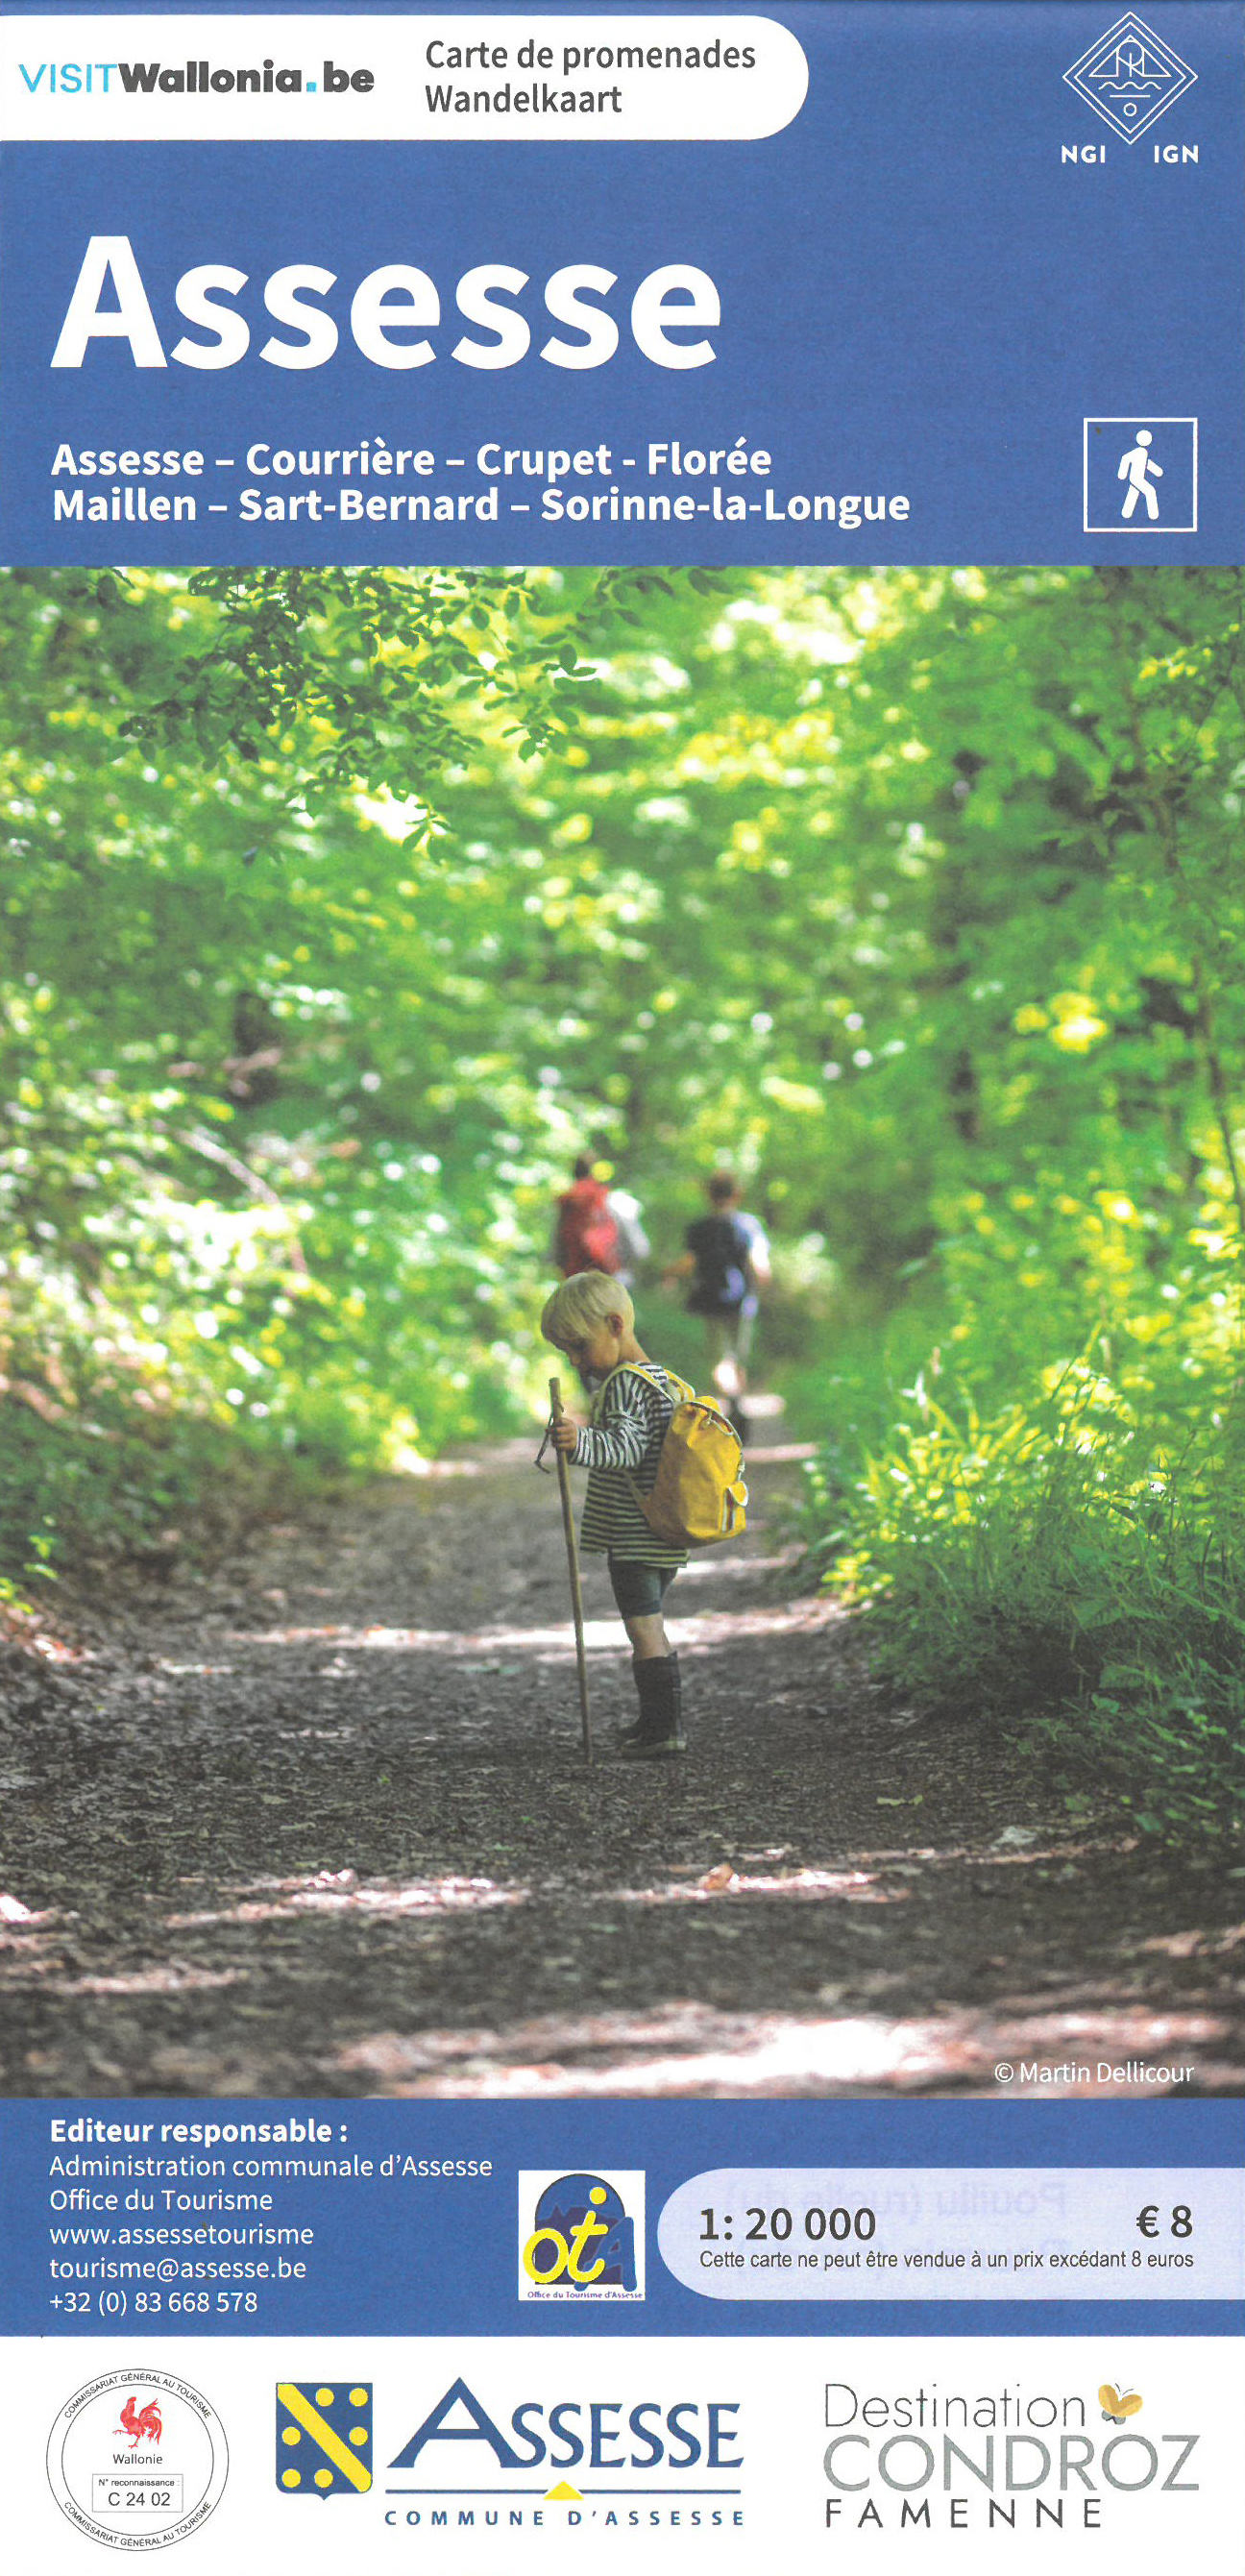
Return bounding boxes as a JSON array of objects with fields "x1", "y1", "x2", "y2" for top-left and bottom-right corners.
[{"x1": 546, "y1": 2481, "x2": 583, "y2": 2502}]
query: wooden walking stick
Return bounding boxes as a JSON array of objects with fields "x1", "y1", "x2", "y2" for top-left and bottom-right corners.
[{"x1": 549, "y1": 1375, "x2": 594, "y2": 1764}]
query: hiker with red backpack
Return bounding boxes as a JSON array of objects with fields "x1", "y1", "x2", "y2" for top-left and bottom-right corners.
[
  {"x1": 552, "y1": 1154, "x2": 649, "y2": 1287},
  {"x1": 541, "y1": 1269, "x2": 745, "y2": 1760}
]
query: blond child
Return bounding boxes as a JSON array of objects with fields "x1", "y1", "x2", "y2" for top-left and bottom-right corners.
[{"x1": 542, "y1": 1271, "x2": 686, "y2": 1759}]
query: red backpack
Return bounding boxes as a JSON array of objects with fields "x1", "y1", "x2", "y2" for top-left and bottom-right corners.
[{"x1": 556, "y1": 1179, "x2": 622, "y2": 1275}]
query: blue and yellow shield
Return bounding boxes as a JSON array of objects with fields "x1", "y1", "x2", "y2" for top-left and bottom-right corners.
[{"x1": 276, "y1": 2382, "x2": 373, "y2": 2497}]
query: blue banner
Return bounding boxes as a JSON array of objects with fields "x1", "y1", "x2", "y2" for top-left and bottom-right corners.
[
  {"x1": 0, "y1": 3, "x2": 1240, "y2": 563},
  {"x1": 5, "y1": 2095, "x2": 1241, "y2": 2337}
]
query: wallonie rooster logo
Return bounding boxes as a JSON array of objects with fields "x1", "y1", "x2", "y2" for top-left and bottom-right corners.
[{"x1": 116, "y1": 2394, "x2": 163, "y2": 2447}]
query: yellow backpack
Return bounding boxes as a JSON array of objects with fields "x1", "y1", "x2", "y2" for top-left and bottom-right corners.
[{"x1": 602, "y1": 1364, "x2": 748, "y2": 1548}]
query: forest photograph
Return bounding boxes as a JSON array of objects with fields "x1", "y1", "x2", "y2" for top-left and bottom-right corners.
[{"x1": 0, "y1": 558, "x2": 1242, "y2": 2098}]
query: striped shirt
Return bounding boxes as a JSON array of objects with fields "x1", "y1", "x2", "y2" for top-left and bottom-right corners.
[{"x1": 572, "y1": 1363, "x2": 688, "y2": 1566}]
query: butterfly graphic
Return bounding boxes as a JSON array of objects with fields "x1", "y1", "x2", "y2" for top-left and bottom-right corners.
[{"x1": 1099, "y1": 2383, "x2": 1143, "y2": 2425}]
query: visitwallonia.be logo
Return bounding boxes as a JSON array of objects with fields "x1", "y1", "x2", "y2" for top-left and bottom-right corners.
[
  {"x1": 519, "y1": 2170, "x2": 647, "y2": 2301},
  {"x1": 17, "y1": 54, "x2": 376, "y2": 100}
]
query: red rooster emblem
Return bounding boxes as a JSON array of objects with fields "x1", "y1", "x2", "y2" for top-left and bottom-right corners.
[{"x1": 117, "y1": 2395, "x2": 163, "y2": 2447}]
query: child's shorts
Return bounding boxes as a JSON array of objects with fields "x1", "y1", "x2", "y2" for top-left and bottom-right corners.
[{"x1": 607, "y1": 1557, "x2": 678, "y2": 1621}]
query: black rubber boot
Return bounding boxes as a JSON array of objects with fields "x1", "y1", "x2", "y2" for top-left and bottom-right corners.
[
  {"x1": 618, "y1": 1656, "x2": 649, "y2": 1750},
  {"x1": 621, "y1": 1653, "x2": 684, "y2": 1759}
]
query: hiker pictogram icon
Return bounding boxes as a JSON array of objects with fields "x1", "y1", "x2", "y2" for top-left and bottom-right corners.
[
  {"x1": 1083, "y1": 417, "x2": 1198, "y2": 532},
  {"x1": 1118, "y1": 428, "x2": 1162, "y2": 519}
]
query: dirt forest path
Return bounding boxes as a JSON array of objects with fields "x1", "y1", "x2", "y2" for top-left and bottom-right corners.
[{"x1": 3, "y1": 1438, "x2": 1242, "y2": 2099}]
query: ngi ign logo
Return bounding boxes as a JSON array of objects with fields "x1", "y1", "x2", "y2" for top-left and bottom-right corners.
[
  {"x1": 1064, "y1": 14, "x2": 1196, "y2": 142},
  {"x1": 519, "y1": 2170, "x2": 645, "y2": 2299}
]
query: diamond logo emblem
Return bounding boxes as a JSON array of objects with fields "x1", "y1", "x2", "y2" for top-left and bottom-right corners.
[{"x1": 1064, "y1": 13, "x2": 1196, "y2": 143}]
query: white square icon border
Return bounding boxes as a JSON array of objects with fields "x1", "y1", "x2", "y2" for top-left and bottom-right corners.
[{"x1": 1083, "y1": 416, "x2": 1199, "y2": 532}]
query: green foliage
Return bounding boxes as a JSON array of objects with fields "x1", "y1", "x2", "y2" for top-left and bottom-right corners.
[
  {"x1": 801, "y1": 1331, "x2": 1245, "y2": 1838},
  {"x1": 0, "y1": 1386, "x2": 335, "y2": 1588},
  {"x1": 776, "y1": 560, "x2": 1245, "y2": 1837},
  {"x1": 2, "y1": 561, "x2": 1243, "y2": 1840}
]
